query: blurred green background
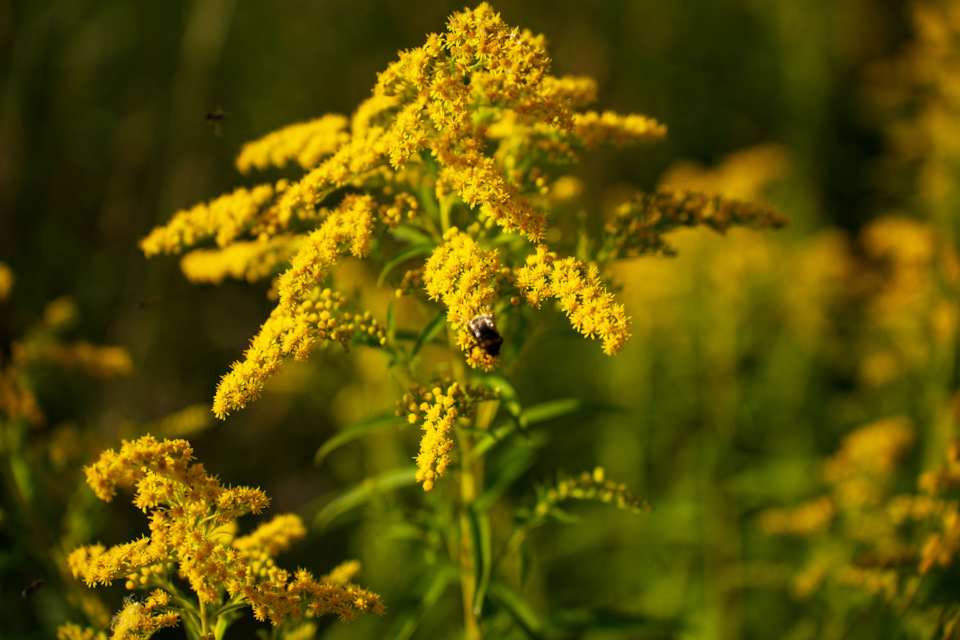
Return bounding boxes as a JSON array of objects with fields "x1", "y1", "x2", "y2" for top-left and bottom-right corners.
[{"x1": 2, "y1": 0, "x2": 958, "y2": 638}]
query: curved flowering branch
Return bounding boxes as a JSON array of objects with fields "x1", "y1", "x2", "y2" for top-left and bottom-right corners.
[
  {"x1": 138, "y1": 3, "x2": 784, "y2": 429},
  {"x1": 514, "y1": 245, "x2": 630, "y2": 356},
  {"x1": 422, "y1": 227, "x2": 503, "y2": 370},
  {"x1": 396, "y1": 381, "x2": 500, "y2": 490},
  {"x1": 602, "y1": 188, "x2": 790, "y2": 259},
  {"x1": 66, "y1": 436, "x2": 383, "y2": 635}
]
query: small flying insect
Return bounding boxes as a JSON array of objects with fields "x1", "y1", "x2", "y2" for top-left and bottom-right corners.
[
  {"x1": 467, "y1": 312, "x2": 503, "y2": 357},
  {"x1": 21, "y1": 579, "x2": 44, "y2": 598},
  {"x1": 205, "y1": 107, "x2": 229, "y2": 137}
]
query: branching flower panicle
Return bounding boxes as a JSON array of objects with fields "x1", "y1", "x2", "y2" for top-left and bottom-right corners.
[
  {"x1": 397, "y1": 380, "x2": 499, "y2": 490},
  {"x1": 66, "y1": 435, "x2": 383, "y2": 635},
  {"x1": 140, "y1": 184, "x2": 277, "y2": 257},
  {"x1": 179, "y1": 235, "x2": 304, "y2": 285},
  {"x1": 603, "y1": 188, "x2": 789, "y2": 259},
  {"x1": 236, "y1": 114, "x2": 350, "y2": 173},
  {"x1": 138, "y1": 1, "x2": 783, "y2": 516},
  {"x1": 422, "y1": 227, "x2": 503, "y2": 369},
  {"x1": 213, "y1": 287, "x2": 384, "y2": 419},
  {"x1": 515, "y1": 246, "x2": 630, "y2": 355}
]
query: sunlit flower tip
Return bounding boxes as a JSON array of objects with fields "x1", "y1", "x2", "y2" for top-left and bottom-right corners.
[
  {"x1": 233, "y1": 514, "x2": 306, "y2": 557},
  {"x1": 422, "y1": 227, "x2": 505, "y2": 363},
  {"x1": 277, "y1": 194, "x2": 376, "y2": 309},
  {"x1": 321, "y1": 560, "x2": 362, "y2": 585},
  {"x1": 398, "y1": 380, "x2": 498, "y2": 490},
  {"x1": 180, "y1": 235, "x2": 305, "y2": 286},
  {"x1": 516, "y1": 249, "x2": 630, "y2": 355},
  {"x1": 56, "y1": 623, "x2": 105, "y2": 640},
  {"x1": 572, "y1": 110, "x2": 667, "y2": 148},
  {"x1": 236, "y1": 114, "x2": 350, "y2": 173},
  {"x1": 140, "y1": 184, "x2": 276, "y2": 257}
]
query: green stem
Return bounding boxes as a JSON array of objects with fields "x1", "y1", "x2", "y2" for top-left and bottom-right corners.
[
  {"x1": 199, "y1": 598, "x2": 210, "y2": 638},
  {"x1": 458, "y1": 428, "x2": 483, "y2": 640},
  {"x1": 447, "y1": 330, "x2": 484, "y2": 640},
  {"x1": 440, "y1": 193, "x2": 454, "y2": 235}
]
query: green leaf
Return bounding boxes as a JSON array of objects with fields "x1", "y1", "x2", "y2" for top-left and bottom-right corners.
[
  {"x1": 519, "y1": 398, "x2": 582, "y2": 427},
  {"x1": 386, "y1": 298, "x2": 396, "y2": 339},
  {"x1": 314, "y1": 414, "x2": 406, "y2": 466},
  {"x1": 390, "y1": 223, "x2": 434, "y2": 245},
  {"x1": 467, "y1": 505, "x2": 493, "y2": 616},
  {"x1": 377, "y1": 242, "x2": 434, "y2": 287},
  {"x1": 412, "y1": 311, "x2": 448, "y2": 356},
  {"x1": 487, "y1": 581, "x2": 544, "y2": 639},
  {"x1": 475, "y1": 441, "x2": 540, "y2": 512},
  {"x1": 385, "y1": 565, "x2": 459, "y2": 640},
  {"x1": 312, "y1": 466, "x2": 418, "y2": 530},
  {"x1": 548, "y1": 608, "x2": 681, "y2": 636},
  {"x1": 474, "y1": 399, "x2": 623, "y2": 459}
]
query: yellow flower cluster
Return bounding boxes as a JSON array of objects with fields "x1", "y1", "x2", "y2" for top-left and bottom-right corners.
[
  {"x1": 820, "y1": 416, "x2": 916, "y2": 509},
  {"x1": 422, "y1": 227, "x2": 503, "y2": 368},
  {"x1": 58, "y1": 591, "x2": 178, "y2": 640},
  {"x1": 109, "y1": 591, "x2": 179, "y2": 640},
  {"x1": 571, "y1": 110, "x2": 668, "y2": 149},
  {"x1": 854, "y1": 216, "x2": 960, "y2": 387},
  {"x1": 140, "y1": 3, "x2": 777, "y2": 422},
  {"x1": 277, "y1": 194, "x2": 377, "y2": 309},
  {"x1": 236, "y1": 114, "x2": 350, "y2": 173},
  {"x1": 603, "y1": 188, "x2": 790, "y2": 259},
  {"x1": 515, "y1": 245, "x2": 630, "y2": 355},
  {"x1": 213, "y1": 287, "x2": 384, "y2": 419},
  {"x1": 57, "y1": 623, "x2": 105, "y2": 640},
  {"x1": 397, "y1": 381, "x2": 499, "y2": 491},
  {"x1": 67, "y1": 435, "x2": 383, "y2": 629},
  {"x1": 0, "y1": 290, "x2": 133, "y2": 426},
  {"x1": 179, "y1": 235, "x2": 304, "y2": 285},
  {"x1": 759, "y1": 415, "x2": 960, "y2": 615},
  {"x1": 140, "y1": 184, "x2": 276, "y2": 257},
  {"x1": 233, "y1": 513, "x2": 306, "y2": 558}
]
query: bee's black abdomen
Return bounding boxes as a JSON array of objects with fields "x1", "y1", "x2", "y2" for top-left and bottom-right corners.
[{"x1": 468, "y1": 313, "x2": 503, "y2": 357}]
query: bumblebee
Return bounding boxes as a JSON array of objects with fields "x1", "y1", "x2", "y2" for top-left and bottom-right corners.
[{"x1": 467, "y1": 312, "x2": 503, "y2": 357}]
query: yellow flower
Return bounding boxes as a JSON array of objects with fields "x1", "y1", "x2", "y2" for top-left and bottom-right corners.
[
  {"x1": 56, "y1": 623, "x2": 106, "y2": 640},
  {"x1": 68, "y1": 436, "x2": 383, "y2": 628},
  {"x1": 277, "y1": 194, "x2": 377, "y2": 310},
  {"x1": 398, "y1": 381, "x2": 499, "y2": 490},
  {"x1": 108, "y1": 592, "x2": 179, "y2": 640},
  {"x1": 232, "y1": 513, "x2": 306, "y2": 557},
  {"x1": 422, "y1": 227, "x2": 502, "y2": 368},
  {"x1": 179, "y1": 235, "x2": 304, "y2": 285},
  {"x1": 236, "y1": 114, "x2": 350, "y2": 173},
  {"x1": 515, "y1": 246, "x2": 630, "y2": 356},
  {"x1": 140, "y1": 184, "x2": 276, "y2": 257},
  {"x1": 212, "y1": 287, "x2": 384, "y2": 419},
  {"x1": 139, "y1": 3, "x2": 774, "y2": 421}
]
